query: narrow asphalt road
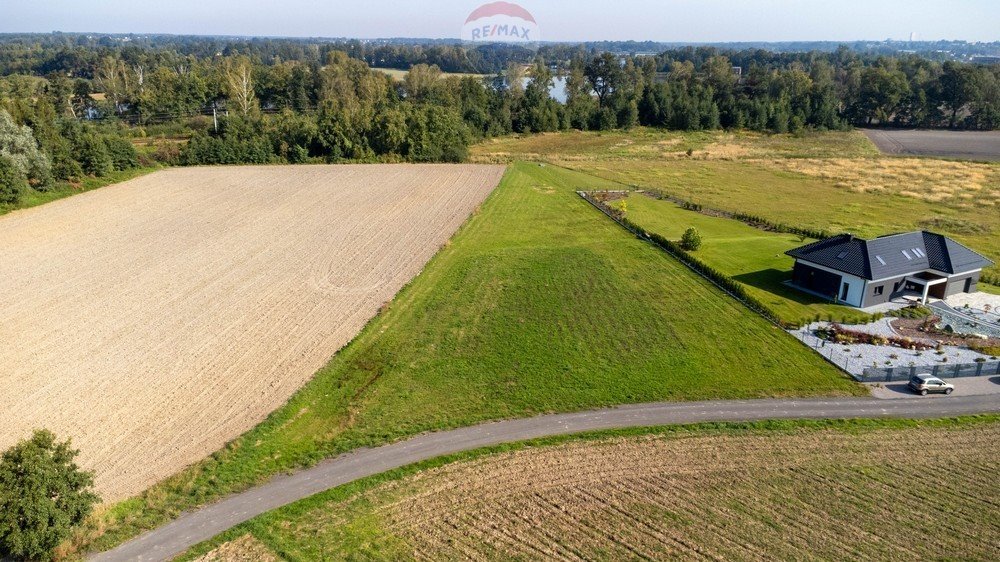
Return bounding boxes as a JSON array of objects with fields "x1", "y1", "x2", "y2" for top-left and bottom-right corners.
[{"x1": 91, "y1": 394, "x2": 999, "y2": 562}]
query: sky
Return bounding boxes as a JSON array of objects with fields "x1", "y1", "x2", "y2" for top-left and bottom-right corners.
[{"x1": 1, "y1": 0, "x2": 998, "y2": 42}]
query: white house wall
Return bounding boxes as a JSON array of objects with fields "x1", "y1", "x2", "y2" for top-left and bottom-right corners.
[{"x1": 795, "y1": 259, "x2": 866, "y2": 307}]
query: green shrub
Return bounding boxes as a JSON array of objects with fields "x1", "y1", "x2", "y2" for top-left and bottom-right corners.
[
  {"x1": 75, "y1": 133, "x2": 114, "y2": 177},
  {"x1": 0, "y1": 154, "x2": 27, "y2": 205},
  {"x1": 102, "y1": 135, "x2": 140, "y2": 171},
  {"x1": 0, "y1": 109, "x2": 51, "y2": 188},
  {"x1": 0, "y1": 430, "x2": 99, "y2": 561},
  {"x1": 680, "y1": 227, "x2": 702, "y2": 251}
]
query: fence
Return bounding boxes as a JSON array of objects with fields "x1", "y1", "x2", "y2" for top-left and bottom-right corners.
[{"x1": 857, "y1": 361, "x2": 1000, "y2": 383}]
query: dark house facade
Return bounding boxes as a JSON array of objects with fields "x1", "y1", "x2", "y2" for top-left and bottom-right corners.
[{"x1": 786, "y1": 231, "x2": 993, "y2": 308}]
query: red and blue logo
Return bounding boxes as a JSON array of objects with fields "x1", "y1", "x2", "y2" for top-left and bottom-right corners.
[{"x1": 462, "y1": 2, "x2": 540, "y2": 43}]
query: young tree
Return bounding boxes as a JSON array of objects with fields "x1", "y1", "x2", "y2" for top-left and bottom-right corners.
[
  {"x1": 0, "y1": 154, "x2": 26, "y2": 205},
  {"x1": 681, "y1": 227, "x2": 703, "y2": 251},
  {"x1": 0, "y1": 430, "x2": 99, "y2": 561}
]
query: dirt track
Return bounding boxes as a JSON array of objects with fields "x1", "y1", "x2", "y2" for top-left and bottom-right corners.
[{"x1": 0, "y1": 163, "x2": 503, "y2": 501}]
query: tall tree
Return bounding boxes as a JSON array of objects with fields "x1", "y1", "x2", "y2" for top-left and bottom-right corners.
[{"x1": 222, "y1": 56, "x2": 258, "y2": 115}]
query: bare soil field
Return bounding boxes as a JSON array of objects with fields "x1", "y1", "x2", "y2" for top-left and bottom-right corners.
[
  {"x1": 0, "y1": 163, "x2": 503, "y2": 501},
  {"x1": 864, "y1": 128, "x2": 1000, "y2": 161},
  {"x1": 251, "y1": 421, "x2": 1000, "y2": 560}
]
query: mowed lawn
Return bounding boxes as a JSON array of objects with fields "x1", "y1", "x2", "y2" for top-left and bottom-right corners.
[
  {"x1": 89, "y1": 161, "x2": 859, "y2": 552},
  {"x1": 622, "y1": 194, "x2": 871, "y2": 324},
  {"x1": 180, "y1": 417, "x2": 1000, "y2": 562}
]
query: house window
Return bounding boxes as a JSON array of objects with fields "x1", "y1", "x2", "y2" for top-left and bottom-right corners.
[
  {"x1": 874, "y1": 285, "x2": 884, "y2": 296},
  {"x1": 840, "y1": 282, "x2": 850, "y2": 301}
]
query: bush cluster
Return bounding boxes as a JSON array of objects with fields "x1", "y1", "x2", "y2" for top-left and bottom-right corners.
[{"x1": 815, "y1": 324, "x2": 935, "y2": 351}]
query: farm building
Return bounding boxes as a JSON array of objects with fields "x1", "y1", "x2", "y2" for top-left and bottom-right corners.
[{"x1": 786, "y1": 231, "x2": 993, "y2": 308}]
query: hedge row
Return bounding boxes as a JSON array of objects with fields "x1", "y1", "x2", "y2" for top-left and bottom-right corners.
[{"x1": 643, "y1": 190, "x2": 830, "y2": 241}]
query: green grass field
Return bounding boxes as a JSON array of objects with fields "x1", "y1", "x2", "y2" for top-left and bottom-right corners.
[
  {"x1": 621, "y1": 194, "x2": 872, "y2": 324},
  {"x1": 84, "y1": 161, "x2": 859, "y2": 554},
  {"x1": 472, "y1": 129, "x2": 1000, "y2": 282},
  {"x1": 179, "y1": 416, "x2": 1000, "y2": 562}
]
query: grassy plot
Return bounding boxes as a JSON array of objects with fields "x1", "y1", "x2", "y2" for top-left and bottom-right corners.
[
  {"x1": 621, "y1": 194, "x2": 871, "y2": 324},
  {"x1": 86, "y1": 161, "x2": 859, "y2": 553},
  {"x1": 473, "y1": 129, "x2": 1000, "y2": 280},
  {"x1": 180, "y1": 416, "x2": 1000, "y2": 562},
  {"x1": 470, "y1": 128, "x2": 877, "y2": 164}
]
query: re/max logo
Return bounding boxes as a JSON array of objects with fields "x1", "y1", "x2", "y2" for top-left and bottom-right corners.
[{"x1": 471, "y1": 24, "x2": 532, "y2": 40}]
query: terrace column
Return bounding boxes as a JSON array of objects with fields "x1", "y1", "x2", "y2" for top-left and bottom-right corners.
[{"x1": 921, "y1": 282, "x2": 930, "y2": 304}]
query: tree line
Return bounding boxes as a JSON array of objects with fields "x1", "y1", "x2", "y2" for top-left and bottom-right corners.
[{"x1": 2, "y1": 36, "x2": 1000, "y2": 206}]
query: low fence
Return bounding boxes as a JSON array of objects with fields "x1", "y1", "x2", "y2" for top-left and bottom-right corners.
[{"x1": 858, "y1": 361, "x2": 1000, "y2": 383}]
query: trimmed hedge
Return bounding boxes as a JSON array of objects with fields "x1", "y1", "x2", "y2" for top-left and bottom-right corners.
[
  {"x1": 644, "y1": 190, "x2": 830, "y2": 241},
  {"x1": 981, "y1": 271, "x2": 1000, "y2": 287}
]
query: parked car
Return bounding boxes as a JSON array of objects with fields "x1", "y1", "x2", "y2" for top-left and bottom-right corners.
[{"x1": 908, "y1": 374, "x2": 955, "y2": 396}]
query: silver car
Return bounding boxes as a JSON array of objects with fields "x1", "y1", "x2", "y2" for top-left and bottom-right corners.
[{"x1": 908, "y1": 374, "x2": 954, "y2": 396}]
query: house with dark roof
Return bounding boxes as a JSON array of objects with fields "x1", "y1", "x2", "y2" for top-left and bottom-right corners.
[{"x1": 785, "y1": 231, "x2": 994, "y2": 308}]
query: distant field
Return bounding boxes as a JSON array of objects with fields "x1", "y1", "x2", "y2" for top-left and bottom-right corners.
[
  {"x1": 85, "y1": 161, "x2": 857, "y2": 555},
  {"x1": 184, "y1": 417, "x2": 1000, "y2": 561},
  {"x1": 373, "y1": 67, "x2": 489, "y2": 81},
  {"x1": 864, "y1": 128, "x2": 1000, "y2": 162},
  {"x1": 473, "y1": 129, "x2": 1000, "y2": 278},
  {"x1": 0, "y1": 163, "x2": 504, "y2": 501},
  {"x1": 621, "y1": 194, "x2": 870, "y2": 324},
  {"x1": 470, "y1": 128, "x2": 879, "y2": 163}
]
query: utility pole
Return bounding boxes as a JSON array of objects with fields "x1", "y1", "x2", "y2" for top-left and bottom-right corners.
[{"x1": 212, "y1": 103, "x2": 218, "y2": 133}]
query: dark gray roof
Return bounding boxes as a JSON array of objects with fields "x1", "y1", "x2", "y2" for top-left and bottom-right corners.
[{"x1": 786, "y1": 231, "x2": 993, "y2": 281}]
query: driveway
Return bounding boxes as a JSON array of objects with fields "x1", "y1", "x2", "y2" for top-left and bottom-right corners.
[
  {"x1": 90, "y1": 395, "x2": 1000, "y2": 562},
  {"x1": 867, "y1": 374, "x2": 1000, "y2": 400}
]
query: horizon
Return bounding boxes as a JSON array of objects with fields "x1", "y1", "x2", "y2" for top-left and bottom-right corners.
[{"x1": 2, "y1": 0, "x2": 998, "y2": 43}]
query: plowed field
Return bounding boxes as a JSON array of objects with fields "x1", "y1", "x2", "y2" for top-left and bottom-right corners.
[
  {"x1": 244, "y1": 421, "x2": 999, "y2": 561},
  {"x1": 0, "y1": 163, "x2": 504, "y2": 500}
]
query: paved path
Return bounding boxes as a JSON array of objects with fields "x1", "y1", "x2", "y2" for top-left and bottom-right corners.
[{"x1": 91, "y1": 395, "x2": 1000, "y2": 562}]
